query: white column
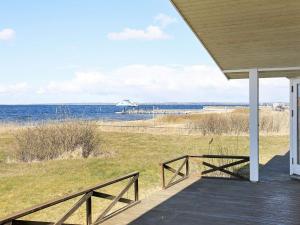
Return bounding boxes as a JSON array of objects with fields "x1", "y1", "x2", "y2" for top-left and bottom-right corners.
[
  {"x1": 249, "y1": 68, "x2": 259, "y2": 182},
  {"x1": 289, "y1": 79, "x2": 294, "y2": 175}
]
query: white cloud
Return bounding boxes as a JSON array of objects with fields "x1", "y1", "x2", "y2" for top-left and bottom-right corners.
[
  {"x1": 0, "y1": 82, "x2": 29, "y2": 94},
  {"x1": 154, "y1": 13, "x2": 177, "y2": 28},
  {"x1": 0, "y1": 28, "x2": 16, "y2": 41},
  {"x1": 107, "y1": 26, "x2": 170, "y2": 41},
  {"x1": 37, "y1": 64, "x2": 289, "y2": 103},
  {"x1": 107, "y1": 14, "x2": 176, "y2": 41}
]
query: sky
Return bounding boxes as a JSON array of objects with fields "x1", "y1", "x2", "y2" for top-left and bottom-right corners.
[{"x1": 0, "y1": 0, "x2": 289, "y2": 104}]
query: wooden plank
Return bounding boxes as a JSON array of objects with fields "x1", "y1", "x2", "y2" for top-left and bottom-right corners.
[{"x1": 92, "y1": 192, "x2": 133, "y2": 204}]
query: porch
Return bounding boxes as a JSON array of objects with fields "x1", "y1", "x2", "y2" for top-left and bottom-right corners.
[
  {"x1": 103, "y1": 151, "x2": 300, "y2": 225},
  {"x1": 170, "y1": 0, "x2": 300, "y2": 182}
]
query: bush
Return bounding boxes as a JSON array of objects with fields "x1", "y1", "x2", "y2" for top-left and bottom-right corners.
[
  {"x1": 12, "y1": 121, "x2": 101, "y2": 162},
  {"x1": 186, "y1": 112, "x2": 248, "y2": 135}
]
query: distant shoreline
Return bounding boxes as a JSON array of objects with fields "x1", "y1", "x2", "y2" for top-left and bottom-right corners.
[
  {"x1": 0, "y1": 102, "x2": 251, "y2": 106},
  {"x1": 0, "y1": 103, "x2": 288, "y2": 125},
  {"x1": 0, "y1": 103, "x2": 251, "y2": 124}
]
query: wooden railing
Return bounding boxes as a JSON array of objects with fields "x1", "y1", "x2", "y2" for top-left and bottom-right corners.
[
  {"x1": 161, "y1": 155, "x2": 249, "y2": 189},
  {"x1": 160, "y1": 155, "x2": 189, "y2": 189},
  {"x1": 0, "y1": 172, "x2": 139, "y2": 225}
]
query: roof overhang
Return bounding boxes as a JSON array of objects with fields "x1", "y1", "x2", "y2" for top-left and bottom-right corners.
[{"x1": 170, "y1": 0, "x2": 300, "y2": 79}]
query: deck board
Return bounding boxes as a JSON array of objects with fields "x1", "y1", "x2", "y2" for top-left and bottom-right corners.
[{"x1": 103, "y1": 152, "x2": 300, "y2": 225}]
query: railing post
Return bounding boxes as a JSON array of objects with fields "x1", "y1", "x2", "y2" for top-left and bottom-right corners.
[
  {"x1": 86, "y1": 196, "x2": 92, "y2": 225},
  {"x1": 186, "y1": 156, "x2": 190, "y2": 176},
  {"x1": 134, "y1": 176, "x2": 139, "y2": 201},
  {"x1": 161, "y1": 164, "x2": 166, "y2": 189}
]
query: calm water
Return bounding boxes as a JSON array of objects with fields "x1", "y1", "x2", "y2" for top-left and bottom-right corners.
[{"x1": 0, "y1": 104, "x2": 245, "y2": 123}]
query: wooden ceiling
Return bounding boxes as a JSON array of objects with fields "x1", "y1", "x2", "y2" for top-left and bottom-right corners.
[{"x1": 171, "y1": 0, "x2": 300, "y2": 79}]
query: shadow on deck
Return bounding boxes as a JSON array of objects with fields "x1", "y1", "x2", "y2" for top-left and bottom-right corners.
[{"x1": 104, "y1": 152, "x2": 300, "y2": 225}]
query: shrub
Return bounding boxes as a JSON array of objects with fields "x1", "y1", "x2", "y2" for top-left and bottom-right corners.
[
  {"x1": 186, "y1": 113, "x2": 248, "y2": 135},
  {"x1": 12, "y1": 121, "x2": 100, "y2": 162}
]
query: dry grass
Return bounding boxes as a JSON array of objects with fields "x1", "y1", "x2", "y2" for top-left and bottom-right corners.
[
  {"x1": 11, "y1": 121, "x2": 101, "y2": 162},
  {"x1": 186, "y1": 112, "x2": 248, "y2": 135},
  {"x1": 155, "y1": 113, "x2": 209, "y2": 124},
  {"x1": 158, "y1": 108, "x2": 289, "y2": 136},
  {"x1": 204, "y1": 138, "x2": 249, "y2": 178}
]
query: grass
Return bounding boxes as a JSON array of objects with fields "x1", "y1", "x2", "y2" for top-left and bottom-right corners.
[{"x1": 0, "y1": 128, "x2": 289, "y2": 222}]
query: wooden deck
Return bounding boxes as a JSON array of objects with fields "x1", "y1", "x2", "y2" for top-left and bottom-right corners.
[{"x1": 103, "y1": 152, "x2": 300, "y2": 225}]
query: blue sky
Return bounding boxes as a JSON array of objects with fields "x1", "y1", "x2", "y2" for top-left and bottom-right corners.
[{"x1": 0, "y1": 0, "x2": 288, "y2": 104}]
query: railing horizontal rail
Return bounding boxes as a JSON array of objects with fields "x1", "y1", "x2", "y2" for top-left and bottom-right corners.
[
  {"x1": 189, "y1": 155, "x2": 249, "y2": 159},
  {"x1": 160, "y1": 155, "x2": 188, "y2": 165},
  {"x1": 0, "y1": 172, "x2": 140, "y2": 225},
  {"x1": 8, "y1": 220, "x2": 79, "y2": 225}
]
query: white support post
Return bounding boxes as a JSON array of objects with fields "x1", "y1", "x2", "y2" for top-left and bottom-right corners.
[
  {"x1": 249, "y1": 68, "x2": 259, "y2": 182},
  {"x1": 289, "y1": 79, "x2": 293, "y2": 175}
]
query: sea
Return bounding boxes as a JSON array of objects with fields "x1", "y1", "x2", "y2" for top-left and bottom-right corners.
[{"x1": 0, "y1": 104, "x2": 247, "y2": 123}]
